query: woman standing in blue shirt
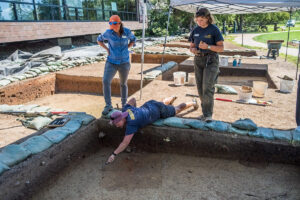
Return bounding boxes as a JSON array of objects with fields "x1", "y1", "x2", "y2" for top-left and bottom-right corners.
[
  {"x1": 189, "y1": 8, "x2": 224, "y2": 122},
  {"x1": 97, "y1": 15, "x2": 136, "y2": 115}
]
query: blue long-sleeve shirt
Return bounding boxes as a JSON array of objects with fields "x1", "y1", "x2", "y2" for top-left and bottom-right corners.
[{"x1": 97, "y1": 27, "x2": 136, "y2": 65}]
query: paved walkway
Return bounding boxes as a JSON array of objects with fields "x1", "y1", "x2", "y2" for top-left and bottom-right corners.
[{"x1": 233, "y1": 32, "x2": 299, "y2": 57}]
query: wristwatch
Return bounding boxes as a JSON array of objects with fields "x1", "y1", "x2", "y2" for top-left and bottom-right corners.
[{"x1": 207, "y1": 45, "x2": 211, "y2": 49}]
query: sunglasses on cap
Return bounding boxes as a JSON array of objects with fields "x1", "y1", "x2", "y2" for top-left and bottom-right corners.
[{"x1": 109, "y1": 21, "x2": 120, "y2": 25}]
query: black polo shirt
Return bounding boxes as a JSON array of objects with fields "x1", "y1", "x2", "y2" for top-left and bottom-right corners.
[{"x1": 189, "y1": 24, "x2": 224, "y2": 53}]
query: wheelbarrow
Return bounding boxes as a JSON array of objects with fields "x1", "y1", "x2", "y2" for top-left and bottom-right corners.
[{"x1": 267, "y1": 40, "x2": 284, "y2": 59}]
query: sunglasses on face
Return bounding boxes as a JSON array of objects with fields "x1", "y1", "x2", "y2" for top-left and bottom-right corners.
[{"x1": 109, "y1": 21, "x2": 120, "y2": 25}]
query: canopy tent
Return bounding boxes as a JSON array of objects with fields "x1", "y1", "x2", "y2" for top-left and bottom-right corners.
[
  {"x1": 170, "y1": 0, "x2": 300, "y2": 14},
  {"x1": 139, "y1": 0, "x2": 300, "y2": 99}
]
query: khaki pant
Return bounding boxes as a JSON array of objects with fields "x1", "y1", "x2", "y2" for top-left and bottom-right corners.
[{"x1": 194, "y1": 54, "x2": 220, "y2": 117}]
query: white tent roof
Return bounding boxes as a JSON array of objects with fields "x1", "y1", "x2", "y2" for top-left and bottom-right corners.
[{"x1": 170, "y1": 0, "x2": 300, "y2": 14}]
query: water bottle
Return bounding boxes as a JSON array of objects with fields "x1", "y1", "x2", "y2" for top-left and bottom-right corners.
[
  {"x1": 232, "y1": 59, "x2": 237, "y2": 67},
  {"x1": 238, "y1": 58, "x2": 242, "y2": 66}
]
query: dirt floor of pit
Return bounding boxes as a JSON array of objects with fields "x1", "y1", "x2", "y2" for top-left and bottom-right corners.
[{"x1": 32, "y1": 147, "x2": 300, "y2": 200}]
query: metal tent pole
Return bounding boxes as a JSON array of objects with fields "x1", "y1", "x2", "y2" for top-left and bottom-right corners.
[
  {"x1": 139, "y1": 0, "x2": 147, "y2": 100},
  {"x1": 285, "y1": 8, "x2": 292, "y2": 61},
  {"x1": 161, "y1": 6, "x2": 172, "y2": 67},
  {"x1": 296, "y1": 42, "x2": 300, "y2": 80}
]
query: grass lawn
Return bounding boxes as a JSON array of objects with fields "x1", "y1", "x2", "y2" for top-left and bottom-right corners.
[
  {"x1": 253, "y1": 31, "x2": 300, "y2": 48},
  {"x1": 225, "y1": 35, "x2": 299, "y2": 66}
]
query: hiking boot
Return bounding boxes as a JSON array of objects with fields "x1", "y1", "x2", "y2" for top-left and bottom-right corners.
[
  {"x1": 204, "y1": 116, "x2": 213, "y2": 123},
  {"x1": 102, "y1": 105, "x2": 113, "y2": 116},
  {"x1": 198, "y1": 115, "x2": 212, "y2": 122},
  {"x1": 192, "y1": 98, "x2": 199, "y2": 110}
]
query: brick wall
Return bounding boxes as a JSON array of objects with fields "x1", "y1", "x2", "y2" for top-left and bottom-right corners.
[{"x1": 0, "y1": 21, "x2": 144, "y2": 44}]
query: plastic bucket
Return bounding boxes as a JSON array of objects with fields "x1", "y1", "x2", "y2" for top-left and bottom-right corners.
[
  {"x1": 187, "y1": 73, "x2": 196, "y2": 85},
  {"x1": 173, "y1": 71, "x2": 186, "y2": 86},
  {"x1": 280, "y1": 79, "x2": 294, "y2": 93},
  {"x1": 253, "y1": 81, "x2": 268, "y2": 98},
  {"x1": 238, "y1": 86, "x2": 252, "y2": 101},
  {"x1": 219, "y1": 57, "x2": 228, "y2": 67}
]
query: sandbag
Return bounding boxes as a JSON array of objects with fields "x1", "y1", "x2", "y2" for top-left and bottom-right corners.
[
  {"x1": 0, "y1": 104, "x2": 23, "y2": 112},
  {"x1": 205, "y1": 121, "x2": 230, "y2": 132},
  {"x1": 20, "y1": 135, "x2": 53, "y2": 154},
  {"x1": 273, "y1": 130, "x2": 292, "y2": 142},
  {"x1": 66, "y1": 114, "x2": 95, "y2": 125},
  {"x1": 163, "y1": 117, "x2": 190, "y2": 129},
  {"x1": 0, "y1": 161, "x2": 10, "y2": 175},
  {"x1": 24, "y1": 73, "x2": 34, "y2": 78},
  {"x1": 0, "y1": 104, "x2": 11, "y2": 112},
  {"x1": 215, "y1": 84, "x2": 238, "y2": 94},
  {"x1": 59, "y1": 119, "x2": 82, "y2": 133},
  {"x1": 152, "y1": 119, "x2": 165, "y2": 126},
  {"x1": 183, "y1": 119, "x2": 208, "y2": 130},
  {"x1": 292, "y1": 128, "x2": 300, "y2": 144},
  {"x1": 249, "y1": 127, "x2": 274, "y2": 140},
  {"x1": 0, "y1": 79, "x2": 11, "y2": 87},
  {"x1": 29, "y1": 68, "x2": 42, "y2": 74},
  {"x1": 30, "y1": 106, "x2": 51, "y2": 113},
  {"x1": 232, "y1": 118, "x2": 257, "y2": 131},
  {"x1": 17, "y1": 104, "x2": 39, "y2": 112},
  {"x1": 12, "y1": 75, "x2": 26, "y2": 81},
  {"x1": 20, "y1": 116, "x2": 52, "y2": 130},
  {"x1": 228, "y1": 126, "x2": 249, "y2": 135},
  {"x1": 0, "y1": 144, "x2": 31, "y2": 167},
  {"x1": 43, "y1": 129, "x2": 71, "y2": 144}
]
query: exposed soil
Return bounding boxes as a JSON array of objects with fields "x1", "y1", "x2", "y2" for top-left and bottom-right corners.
[{"x1": 32, "y1": 147, "x2": 300, "y2": 200}]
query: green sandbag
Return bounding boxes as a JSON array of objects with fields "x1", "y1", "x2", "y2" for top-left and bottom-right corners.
[
  {"x1": 215, "y1": 84, "x2": 238, "y2": 94},
  {"x1": 183, "y1": 119, "x2": 208, "y2": 130},
  {"x1": 24, "y1": 73, "x2": 34, "y2": 79},
  {"x1": 205, "y1": 121, "x2": 230, "y2": 132},
  {"x1": 273, "y1": 130, "x2": 292, "y2": 142},
  {"x1": 0, "y1": 105, "x2": 23, "y2": 112},
  {"x1": 12, "y1": 75, "x2": 26, "y2": 80},
  {"x1": 58, "y1": 119, "x2": 82, "y2": 133},
  {"x1": 38, "y1": 66, "x2": 50, "y2": 72},
  {"x1": 228, "y1": 126, "x2": 249, "y2": 135},
  {"x1": 0, "y1": 144, "x2": 31, "y2": 167},
  {"x1": 42, "y1": 129, "x2": 71, "y2": 144},
  {"x1": 152, "y1": 119, "x2": 165, "y2": 126},
  {"x1": 30, "y1": 106, "x2": 51, "y2": 113},
  {"x1": 163, "y1": 117, "x2": 190, "y2": 129},
  {"x1": 66, "y1": 114, "x2": 95, "y2": 125},
  {"x1": 232, "y1": 118, "x2": 257, "y2": 131},
  {"x1": 29, "y1": 68, "x2": 42, "y2": 74},
  {"x1": 0, "y1": 79, "x2": 11, "y2": 87},
  {"x1": 0, "y1": 161, "x2": 10, "y2": 175},
  {"x1": 20, "y1": 135, "x2": 53, "y2": 154},
  {"x1": 25, "y1": 71, "x2": 38, "y2": 77},
  {"x1": 292, "y1": 128, "x2": 300, "y2": 144},
  {"x1": 249, "y1": 127, "x2": 274, "y2": 140},
  {"x1": 21, "y1": 116, "x2": 52, "y2": 130}
]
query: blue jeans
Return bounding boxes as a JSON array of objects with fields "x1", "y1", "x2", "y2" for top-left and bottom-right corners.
[
  {"x1": 103, "y1": 61, "x2": 130, "y2": 108},
  {"x1": 296, "y1": 75, "x2": 300, "y2": 126}
]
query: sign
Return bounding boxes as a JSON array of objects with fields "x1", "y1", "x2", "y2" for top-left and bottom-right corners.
[{"x1": 111, "y1": 2, "x2": 117, "y2": 11}]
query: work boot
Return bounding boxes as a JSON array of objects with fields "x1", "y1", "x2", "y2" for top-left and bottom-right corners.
[
  {"x1": 192, "y1": 98, "x2": 199, "y2": 110},
  {"x1": 198, "y1": 115, "x2": 212, "y2": 122},
  {"x1": 102, "y1": 105, "x2": 113, "y2": 116}
]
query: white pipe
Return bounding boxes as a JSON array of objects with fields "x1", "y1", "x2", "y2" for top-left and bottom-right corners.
[{"x1": 140, "y1": 0, "x2": 146, "y2": 100}]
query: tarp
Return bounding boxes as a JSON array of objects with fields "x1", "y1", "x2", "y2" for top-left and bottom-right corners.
[{"x1": 170, "y1": 0, "x2": 300, "y2": 14}]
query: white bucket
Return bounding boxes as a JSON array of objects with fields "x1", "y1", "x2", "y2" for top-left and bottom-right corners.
[
  {"x1": 280, "y1": 79, "x2": 294, "y2": 93},
  {"x1": 253, "y1": 81, "x2": 268, "y2": 98},
  {"x1": 238, "y1": 86, "x2": 252, "y2": 101},
  {"x1": 220, "y1": 57, "x2": 229, "y2": 67},
  {"x1": 188, "y1": 73, "x2": 196, "y2": 85},
  {"x1": 173, "y1": 71, "x2": 186, "y2": 86}
]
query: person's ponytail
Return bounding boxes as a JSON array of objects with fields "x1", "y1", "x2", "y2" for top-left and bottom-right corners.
[{"x1": 119, "y1": 23, "x2": 124, "y2": 35}]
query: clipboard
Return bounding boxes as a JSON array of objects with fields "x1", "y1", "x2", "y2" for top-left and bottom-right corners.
[{"x1": 48, "y1": 117, "x2": 70, "y2": 128}]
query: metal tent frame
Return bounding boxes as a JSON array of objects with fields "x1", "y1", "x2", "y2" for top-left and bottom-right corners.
[{"x1": 139, "y1": 0, "x2": 300, "y2": 99}]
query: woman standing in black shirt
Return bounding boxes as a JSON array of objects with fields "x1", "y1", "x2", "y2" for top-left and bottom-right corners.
[{"x1": 189, "y1": 8, "x2": 224, "y2": 122}]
